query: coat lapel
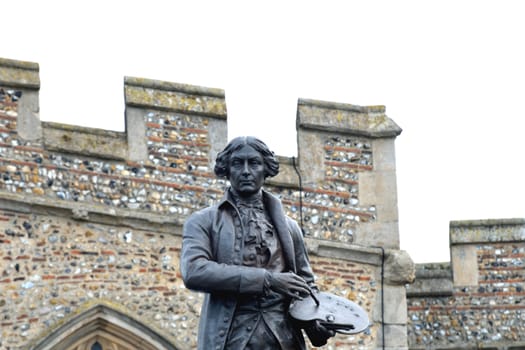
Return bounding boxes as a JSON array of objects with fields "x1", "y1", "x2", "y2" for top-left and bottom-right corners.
[{"x1": 263, "y1": 190, "x2": 296, "y2": 273}]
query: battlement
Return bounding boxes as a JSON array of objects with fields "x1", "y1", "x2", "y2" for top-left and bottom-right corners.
[
  {"x1": 406, "y1": 219, "x2": 525, "y2": 349},
  {"x1": 0, "y1": 57, "x2": 411, "y2": 350},
  {"x1": 0, "y1": 56, "x2": 404, "y2": 249}
]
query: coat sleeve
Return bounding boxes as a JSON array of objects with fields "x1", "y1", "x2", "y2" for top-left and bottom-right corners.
[{"x1": 180, "y1": 209, "x2": 268, "y2": 295}]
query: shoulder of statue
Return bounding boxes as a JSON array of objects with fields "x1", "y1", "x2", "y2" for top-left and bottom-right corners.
[
  {"x1": 261, "y1": 189, "x2": 281, "y2": 206},
  {"x1": 187, "y1": 202, "x2": 221, "y2": 221}
]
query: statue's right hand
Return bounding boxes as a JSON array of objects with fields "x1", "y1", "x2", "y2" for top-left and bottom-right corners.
[{"x1": 268, "y1": 272, "x2": 310, "y2": 299}]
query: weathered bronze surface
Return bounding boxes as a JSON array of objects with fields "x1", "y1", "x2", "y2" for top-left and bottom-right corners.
[{"x1": 180, "y1": 136, "x2": 335, "y2": 350}]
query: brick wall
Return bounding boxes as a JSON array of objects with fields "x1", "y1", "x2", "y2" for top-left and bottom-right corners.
[
  {"x1": 407, "y1": 219, "x2": 525, "y2": 349},
  {"x1": 0, "y1": 57, "x2": 411, "y2": 350}
]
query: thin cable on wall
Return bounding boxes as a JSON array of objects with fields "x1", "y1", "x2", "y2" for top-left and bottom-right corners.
[
  {"x1": 291, "y1": 157, "x2": 305, "y2": 236},
  {"x1": 376, "y1": 246, "x2": 386, "y2": 350},
  {"x1": 368, "y1": 244, "x2": 385, "y2": 350}
]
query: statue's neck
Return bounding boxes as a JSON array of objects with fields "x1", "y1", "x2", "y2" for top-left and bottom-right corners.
[{"x1": 229, "y1": 188, "x2": 263, "y2": 206}]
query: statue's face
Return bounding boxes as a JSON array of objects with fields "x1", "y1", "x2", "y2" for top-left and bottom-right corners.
[{"x1": 228, "y1": 144, "x2": 265, "y2": 198}]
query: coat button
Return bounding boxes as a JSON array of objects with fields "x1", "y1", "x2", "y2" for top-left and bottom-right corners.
[
  {"x1": 247, "y1": 326, "x2": 252, "y2": 331},
  {"x1": 219, "y1": 329, "x2": 225, "y2": 336},
  {"x1": 236, "y1": 233, "x2": 242, "y2": 239},
  {"x1": 233, "y1": 258, "x2": 241, "y2": 265},
  {"x1": 234, "y1": 245, "x2": 240, "y2": 252},
  {"x1": 224, "y1": 316, "x2": 229, "y2": 322}
]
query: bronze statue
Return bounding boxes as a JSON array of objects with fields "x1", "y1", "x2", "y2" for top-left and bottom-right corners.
[{"x1": 181, "y1": 136, "x2": 335, "y2": 349}]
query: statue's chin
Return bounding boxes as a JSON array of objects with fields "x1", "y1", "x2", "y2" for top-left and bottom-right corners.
[{"x1": 231, "y1": 186, "x2": 261, "y2": 199}]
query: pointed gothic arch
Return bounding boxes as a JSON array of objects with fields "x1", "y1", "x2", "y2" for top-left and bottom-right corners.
[{"x1": 31, "y1": 304, "x2": 182, "y2": 350}]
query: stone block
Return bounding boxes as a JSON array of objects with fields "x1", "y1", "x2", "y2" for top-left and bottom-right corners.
[
  {"x1": 370, "y1": 170, "x2": 399, "y2": 222},
  {"x1": 359, "y1": 171, "x2": 377, "y2": 205},
  {"x1": 125, "y1": 106, "x2": 148, "y2": 162},
  {"x1": 296, "y1": 130, "x2": 324, "y2": 184},
  {"x1": 374, "y1": 285, "x2": 408, "y2": 324},
  {"x1": 376, "y1": 324, "x2": 408, "y2": 349},
  {"x1": 208, "y1": 117, "x2": 227, "y2": 168},
  {"x1": 356, "y1": 221, "x2": 400, "y2": 249},
  {"x1": 451, "y1": 244, "x2": 478, "y2": 286},
  {"x1": 359, "y1": 169, "x2": 399, "y2": 223},
  {"x1": 373, "y1": 138, "x2": 398, "y2": 172},
  {"x1": 17, "y1": 89, "x2": 42, "y2": 141}
]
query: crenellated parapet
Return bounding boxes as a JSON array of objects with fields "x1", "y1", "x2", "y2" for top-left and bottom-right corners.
[
  {"x1": 0, "y1": 58, "x2": 404, "y2": 250},
  {"x1": 407, "y1": 219, "x2": 525, "y2": 349},
  {"x1": 0, "y1": 57, "x2": 413, "y2": 350}
]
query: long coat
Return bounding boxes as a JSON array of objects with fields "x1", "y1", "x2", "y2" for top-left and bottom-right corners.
[{"x1": 180, "y1": 189, "x2": 316, "y2": 350}]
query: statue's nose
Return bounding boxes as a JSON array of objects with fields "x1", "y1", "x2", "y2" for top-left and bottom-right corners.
[{"x1": 242, "y1": 162, "x2": 250, "y2": 175}]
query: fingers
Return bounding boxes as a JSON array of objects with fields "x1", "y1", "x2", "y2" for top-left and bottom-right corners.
[
  {"x1": 283, "y1": 290, "x2": 304, "y2": 300},
  {"x1": 270, "y1": 272, "x2": 311, "y2": 298},
  {"x1": 281, "y1": 273, "x2": 310, "y2": 297}
]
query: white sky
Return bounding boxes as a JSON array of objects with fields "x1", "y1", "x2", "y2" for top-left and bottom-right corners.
[{"x1": 3, "y1": 1, "x2": 525, "y2": 263}]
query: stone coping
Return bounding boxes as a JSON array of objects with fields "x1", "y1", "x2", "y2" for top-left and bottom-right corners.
[
  {"x1": 0, "y1": 57, "x2": 40, "y2": 89},
  {"x1": 42, "y1": 121, "x2": 128, "y2": 160},
  {"x1": 43, "y1": 121, "x2": 125, "y2": 138},
  {"x1": 297, "y1": 98, "x2": 402, "y2": 138},
  {"x1": 414, "y1": 262, "x2": 452, "y2": 279},
  {"x1": 305, "y1": 238, "x2": 384, "y2": 266},
  {"x1": 124, "y1": 76, "x2": 225, "y2": 98},
  {"x1": 450, "y1": 218, "x2": 525, "y2": 244},
  {"x1": 406, "y1": 263, "x2": 453, "y2": 297},
  {"x1": 450, "y1": 217, "x2": 525, "y2": 227},
  {"x1": 298, "y1": 98, "x2": 386, "y2": 114},
  {"x1": 0, "y1": 57, "x2": 39, "y2": 70},
  {"x1": 124, "y1": 76, "x2": 227, "y2": 119}
]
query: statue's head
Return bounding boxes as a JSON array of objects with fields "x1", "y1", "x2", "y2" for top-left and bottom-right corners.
[{"x1": 214, "y1": 136, "x2": 279, "y2": 197}]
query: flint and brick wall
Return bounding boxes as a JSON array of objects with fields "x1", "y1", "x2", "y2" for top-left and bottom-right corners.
[
  {"x1": 0, "y1": 57, "x2": 411, "y2": 350},
  {"x1": 407, "y1": 219, "x2": 525, "y2": 349}
]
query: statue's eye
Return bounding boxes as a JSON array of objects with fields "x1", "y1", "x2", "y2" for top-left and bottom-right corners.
[{"x1": 231, "y1": 160, "x2": 243, "y2": 168}]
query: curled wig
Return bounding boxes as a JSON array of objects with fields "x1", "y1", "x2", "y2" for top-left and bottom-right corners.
[{"x1": 214, "y1": 136, "x2": 279, "y2": 179}]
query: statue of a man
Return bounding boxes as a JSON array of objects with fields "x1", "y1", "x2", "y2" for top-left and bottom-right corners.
[{"x1": 181, "y1": 136, "x2": 334, "y2": 349}]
